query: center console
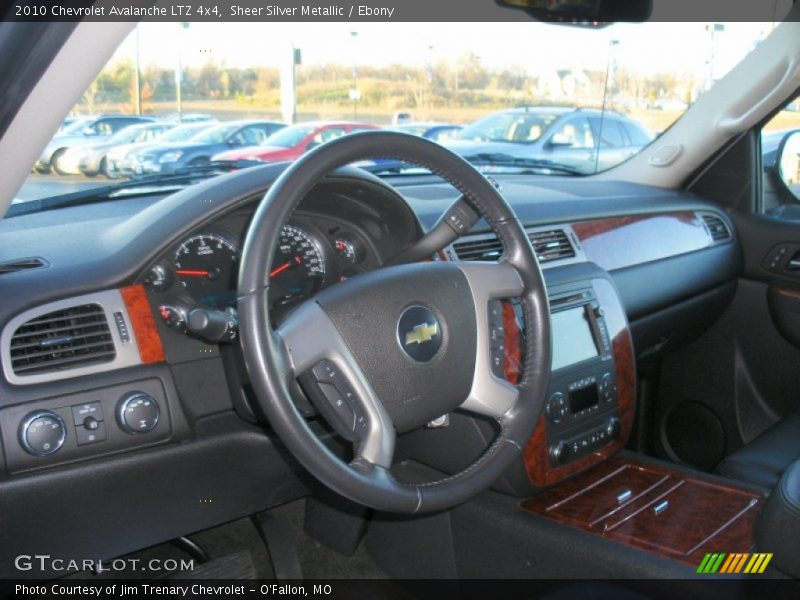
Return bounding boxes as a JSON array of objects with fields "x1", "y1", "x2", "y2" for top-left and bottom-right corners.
[{"x1": 516, "y1": 275, "x2": 636, "y2": 487}]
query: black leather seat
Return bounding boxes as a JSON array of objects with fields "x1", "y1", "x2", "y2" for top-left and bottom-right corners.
[{"x1": 715, "y1": 412, "x2": 800, "y2": 488}]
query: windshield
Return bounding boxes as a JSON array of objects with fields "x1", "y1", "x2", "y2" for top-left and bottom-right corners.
[
  {"x1": 264, "y1": 125, "x2": 315, "y2": 148},
  {"x1": 59, "y1": 118, "x2": 94, "y2": 136},
  {"x1": 17, "y1": 21, "x2": 784, "y2": 208},
  {"x1": 160, "y1": 124, "x2": 210, "y2": 143},
  {"x1": 459, "y1": 112, "x2": 561, "y2": 143},
  {"x1": 108, "y1": 126, "x2": 146, "y2": 144},
  {"x1": 189, "y1": 124, "x2": 239, "y2": 145}
]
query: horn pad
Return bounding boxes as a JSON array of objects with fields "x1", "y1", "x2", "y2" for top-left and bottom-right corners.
[{"x1": 315, "y1": 262, "x2": 477, "y2": 432}]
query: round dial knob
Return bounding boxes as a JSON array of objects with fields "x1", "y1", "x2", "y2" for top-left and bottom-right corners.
[
  {"x1": 545, "y1": 392, "x2": 566, "y2": 423},
  {"x1": 116, "y1": 392, "x2": 160, "y2": 434},
  {"x1": 549, "y1": 440, "x2": 570, "y2": 466},
  {"x1": 19, "y1": 410, "x2": 67, "y2": 456}
]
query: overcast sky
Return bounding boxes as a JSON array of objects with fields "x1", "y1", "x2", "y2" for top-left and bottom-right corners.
[{"x1": 114, "y1": 21, "x2": 775, "y2": 78}]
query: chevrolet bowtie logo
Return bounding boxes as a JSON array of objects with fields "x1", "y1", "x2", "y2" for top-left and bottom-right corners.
[{"x1": 405, "y1": 322, "x2": 439, "y2": 346}]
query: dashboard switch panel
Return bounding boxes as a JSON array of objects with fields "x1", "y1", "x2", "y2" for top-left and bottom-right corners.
[{"x1": 1, "y1": 378, "x2": 171, "y2": 473}]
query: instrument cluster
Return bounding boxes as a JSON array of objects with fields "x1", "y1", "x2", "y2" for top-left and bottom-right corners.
[{"x1": 142, "y1": 216, "x2": 376, "y2": 343}]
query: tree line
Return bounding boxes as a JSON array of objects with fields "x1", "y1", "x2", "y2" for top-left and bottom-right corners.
[{"x1": 78, "y1": 55, "x2": 697, "y2": 115}]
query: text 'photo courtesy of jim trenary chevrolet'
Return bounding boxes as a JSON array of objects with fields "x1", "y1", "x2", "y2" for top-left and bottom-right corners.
[{"x1": 1, "y1": 1, "x2": 800, "y2": 599}]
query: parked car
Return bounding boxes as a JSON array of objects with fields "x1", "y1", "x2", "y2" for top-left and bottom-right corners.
[
  {"x1": 212, "y1": 121, "x2": 379, "y2": 163},
  {"x1": 56, "y1": 122, "x2": 174, "y2": 177},
  {"x1": 131, "y1": 120, "x2": 286, "y2": 175},
  {"x1": 389, "y1": 122, "x2": 463, "y2": 142},
  {"x1": 445, "y1": 106, "x2": 654, "y2": 174},
  {"x1": 36, "y1": 114, "x2": 155, "y2": 175},
  {"x1": 105, "y1": 122, "x2": 214, "y2": 179}
]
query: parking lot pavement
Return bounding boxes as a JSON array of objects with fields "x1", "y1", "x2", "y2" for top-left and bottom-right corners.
[{"x1": 14, "y1": 174, "x2": 112, "y2": 203}]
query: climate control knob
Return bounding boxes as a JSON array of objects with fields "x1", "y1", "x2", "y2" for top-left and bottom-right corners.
[
  {"x1": 116, "y1": 392, "x2": 160, "y2": 434},
  {"x1": 549, "y1": 441, "x2": 571, "y2": 466},
  {"x1": 19, "y1": 410, "x2": 67, "y2": 456}
]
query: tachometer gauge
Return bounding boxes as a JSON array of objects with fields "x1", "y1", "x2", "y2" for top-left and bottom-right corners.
[
  {"x1": 269, "y1": 225, "x2": 327, "y2": 308},
  {"x1": 174, "y1": 234, "x2": 239, "y2": 308}
]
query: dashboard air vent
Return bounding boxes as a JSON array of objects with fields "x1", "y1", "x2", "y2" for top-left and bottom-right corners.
[
  {"x1": 528, "y1": 229, "x2": 576, "y2": 262},
  {"x1": 452, "y1": 237, "x2": 504, "y2": 262},
  {"x1": 701, "y1": 214, "x2": 731, "y2": 242},
  {"x1": 9, "y1": 304, "x2": 116, "y2": 376},
  {"x1": 452, "y1": 227, "x2": 576, "y2": 264},
  {"x1": 0, "y1": 257, "x2": 47, "y2": 275}
]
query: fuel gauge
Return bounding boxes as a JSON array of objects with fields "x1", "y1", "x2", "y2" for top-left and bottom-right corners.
[{"x1": 333, "y1": 235, "x2": 364, "y2": 264}]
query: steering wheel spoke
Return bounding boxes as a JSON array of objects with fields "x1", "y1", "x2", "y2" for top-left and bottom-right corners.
[
  {"x1": 457, "y1": 261, "x2": 524, "y2": 419},
  {"x1": 277, "y1": 301, "x2": 395, "y2": 468}
]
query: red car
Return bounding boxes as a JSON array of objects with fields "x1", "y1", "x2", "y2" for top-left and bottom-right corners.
[{"x1": 212, "y1": 121, "x2": 379, "y2": 162}]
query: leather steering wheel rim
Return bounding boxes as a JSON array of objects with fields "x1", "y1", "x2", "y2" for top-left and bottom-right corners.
[{"x1": 238, "y1": 131, "x2": 551, "y2": 514}]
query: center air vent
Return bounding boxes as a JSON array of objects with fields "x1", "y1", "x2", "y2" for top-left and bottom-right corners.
[
  {"x1": 528, "y1": 229, "x2": 576, "y2": 262},
  {"x1": 452, "y1": 227, "x2": 576, "y2": 264},
  {"x1": 700, "y1": 213, "x2": 732, "y2": 242},
  {"x1": 10, "y1": 304, "x2": 116, "y2": 376},
  {"x1": 452, "y1": 237, "x2": 503, "y2": 261}
]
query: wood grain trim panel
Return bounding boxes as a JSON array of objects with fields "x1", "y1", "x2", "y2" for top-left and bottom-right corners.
[
  {"x1": 522, "y1": 278, "x2": 635, "y2": 486},
  {"x1": 521, "y1": 457, "x2": 764, "y2": 567},
  {"x1": 572, "y1": 212, "x2": 710, "y2": 272},
  {"x1": 120, "y1": 285, "x2": 165, "y2": 365}
]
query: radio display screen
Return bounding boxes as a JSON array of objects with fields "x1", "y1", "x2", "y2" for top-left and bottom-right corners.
[
  {"x1": 551, "y1": 306, "x2": 599, "y2": 371},
  {"x1": 570, "y1": 383, "x2": 599, "y2": 413}
]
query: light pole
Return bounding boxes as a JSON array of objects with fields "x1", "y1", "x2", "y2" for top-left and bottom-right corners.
[
  {"x1": 350, "y1": 31, "x2": 359, "y2": 120},
  {"x1": 134, "y1": 24, "x2": 141, "y2": 115},
  {"x1": 176, "y1": 22, "x2": 190, "y2": 122}
]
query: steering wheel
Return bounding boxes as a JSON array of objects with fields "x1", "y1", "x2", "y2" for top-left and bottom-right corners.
[{"x1": 238, "y1": 132, "x2": 551, "y2": 514}]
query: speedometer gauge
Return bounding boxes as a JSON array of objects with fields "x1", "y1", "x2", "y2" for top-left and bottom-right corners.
[
  {"x1": 174, "y1": 234, "x2": 239, "y2": 308},
  {"x1": 269, "y1": 225, "x2": 326, "y2": 308}
]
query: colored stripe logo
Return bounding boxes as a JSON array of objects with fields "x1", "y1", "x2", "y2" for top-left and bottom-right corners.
[{"x1": 697, "y1": 553, "x2": 773, "y2": 574}]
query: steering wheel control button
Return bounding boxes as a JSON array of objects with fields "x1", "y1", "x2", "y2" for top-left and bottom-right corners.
[
  {"x1": 397, "y1": 305, "x2": 443, "y2": 363},
  {"x1": 19, "y1": 411, "x2": 67, "y2": 456},
  {"x1": 319, "y1": 383, "x2": 357, "y2": 431},
  {"x1": 76, "y1": 419, "x2": 106, "y2": 446},
  {"x1": 116, "y1": 392, "x2": 160, "y2": 434},
  {"x1": 71, "y1": 401, "x2": 103, "y2": 425},
  {"x1": 300, "y1": 360, "x2": 367, "y2": 442}
]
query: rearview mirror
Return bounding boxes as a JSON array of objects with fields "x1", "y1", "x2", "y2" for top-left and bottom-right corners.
[
  {"x1": 777, "y1": 130, "x2": 800, "y2": 202},
  {"x1": 496, "y1": 0, "x2": 652, "y2": 26}
]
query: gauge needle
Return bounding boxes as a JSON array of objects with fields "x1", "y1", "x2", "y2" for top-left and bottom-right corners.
[
  {"x1": 270, "y1": 262, "x2": 291, "y2": 277},
  {"x1": 176, "y1": 269, "x2": 210, "y2": 277}
]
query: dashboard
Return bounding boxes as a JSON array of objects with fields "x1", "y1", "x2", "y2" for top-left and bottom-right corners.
[{"x1": 0, "y1": 163, "x2": 740, "y2": 576}]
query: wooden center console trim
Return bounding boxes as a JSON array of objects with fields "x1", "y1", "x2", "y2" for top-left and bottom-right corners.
[
  {"x1": 120, "y1": 285, "x2": 166, "y2": 365},
  {"x1": 522, "y1": 277, "x2": 636, "y2": 486},
  {"x1": 521, "y1": 457, "x2": 764, "y2": 567},
  {"x1": 571, "y1": 212, "x2": 710, "y2": 272}
]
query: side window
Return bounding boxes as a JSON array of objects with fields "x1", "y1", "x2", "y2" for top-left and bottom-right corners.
[
  {"x1": 93, "y1": 120, "x2": 115, "y2": 136},
  {"x1": 233, "y1": 126, "x2": 268, "y2": 145},
  {"x1": 549, "y1": 117, "x2": 595, "y2": 149},
  {"x1": 589, "y1": 118, "x2": 626, "y2": 148},
  {"x1": 313, "y1": 128, "x2": 347, "y2": 144},
  {"x1": 761, "y1": 92, "x2": 800, "y2": 212},
  {"x1": 622, "y1": 122, "x2": 653, "y2": 146}
]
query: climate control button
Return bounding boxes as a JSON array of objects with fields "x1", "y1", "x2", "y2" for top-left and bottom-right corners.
[
  {"x1": 116, "y1": 392, "x2": 160, "y2": 434},
  {"x1": 19, "y1": 410, "x2": 67, "y2": 456}
]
